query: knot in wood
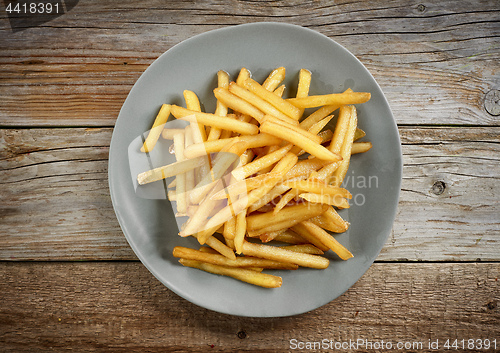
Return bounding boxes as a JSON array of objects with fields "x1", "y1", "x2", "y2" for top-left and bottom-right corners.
[
  {"x1": 431, "y1": 181, "x2": 446, "y2": 195},
  {"x1": 417, "y1": 4, "x2": 426, "y2": 12},
  {"x1": 237, "y1": 330, "x2": 247, "y2": 339},
  {"x1": 484, "y1": 90, "x2": 500, "y2": 116}
]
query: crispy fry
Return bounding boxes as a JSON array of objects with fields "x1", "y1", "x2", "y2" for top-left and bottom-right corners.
[
  {"x1": 262, "y1": 67, "x2": 286, "y2": 91},
  {"x1": 184, "y1": 133, "x2": 280, "y2": 159},
  {"x1": 179, "y1": 258, "x2": 282, "y2": 288},
  {"x1": 161, "y1": 127, "x2": 185, "y2": 140},
  {"x1": 229, "y1": 82, "x2": 297, "y2": 123},
  {"x1": 280, "y1": 244, "x2": 324, "y2": 255},
  {"x1": 331, "y1": 105, "x2": 358, "y2": 187},
  {"x1": 141, "y1": 104, "x2": 171, "y2": 153},
  {"x1": 309, "y1": 206, "x2": 349, "y2": 233},
  {"x1": 236, "y1": 67, "x2": 251, "y2": 86},
  {"x1": 234, "y1": 210, "x2": 247, "y2": 254},
  {"x1": 351, "y1": 141, "x2": 373, "y2": 154},
  {"x1": 173, "y1": 132, "x2": 187, "y2": 214},
  {"x1": 171, "y1": 105, "x2": 259, "y2": 136},
  {"x1": 247, "y1": 183, "x2": 292, "y2": 213},
  {"x1": 296, "y1": 221, "x2": 353, "y2": 260},
  {"x1": 207, "y1": 70, "x2": 230, "y2": 141},
  {"x1": 241, "y1": 241, "x2": 329, "y2": 269},
  {"x1": 287, "y1": 91, "x2": 371, "y2": 108},
  {"x1": 283, "y1": 180, "x2": 352, "y2": 199},
  {"x1": 299, "y1": 193, "x2": 350, "y2": 208},
  {"x1": 354, "y1": 127, "x2": 366, "y2": 141},
  {"x1": 232, "y1": 144, "x2": 292, "y2": 180},
  {"x1": 273, "y1": 84, "x2": 286, "y2": 97},
  {"x1": 137, "y1": 155, "x2": 207, "y2": 185},
  {"x1": 173, "y1": 246, "x2": 297, "y2": 270},
  {"x1": 245, "y1": 78, "x2": 302, "y2": 120},
  {"x1": 204, "y1": 153, "x2": 298, "y2": 230},
  {"x1": 247, "y1": 203, "x2": 327, "y2": 230},
  {"x1": 213, "y1": 88, "x2": 266, "y2": 123},
  {"x1": 260, "y1": 121, "x2": 341, "y2": 161}
]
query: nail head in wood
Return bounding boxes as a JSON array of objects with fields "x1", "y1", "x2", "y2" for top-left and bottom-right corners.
[{"x1": 484, "y1": 89, "x2": 500, "y2": 116}]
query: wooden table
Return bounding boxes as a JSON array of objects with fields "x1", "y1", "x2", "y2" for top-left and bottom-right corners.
[{"x1": 1, "y1": 1, "x2": 499, "y2": 351}]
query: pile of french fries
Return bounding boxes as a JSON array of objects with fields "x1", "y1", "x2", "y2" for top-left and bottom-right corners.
[{"x1": 136, "y1": 67, "x2": 372, "y2": 288}]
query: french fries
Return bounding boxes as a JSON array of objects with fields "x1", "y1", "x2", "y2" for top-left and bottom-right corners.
[{"x1": 137, "y1": 67, "x2": 372, "y2": 288}]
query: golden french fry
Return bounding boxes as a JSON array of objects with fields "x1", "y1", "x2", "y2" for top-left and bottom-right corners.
[
  {"x1": 232, "y1": 144, "x2": 292, "y2": 180},
  {"x1": 236, "y1": 67, "x2": 251, "y2": 86},
  {"x1": 328, "y1": 103, "x2": 352, "y2": 154},
  {"x1": 287, "y1": 91, "x2": 371, "y2": 108},
  {"x1": 351, "y1": 141, "x2": 372, "y2": 154},
  {"x1": 161, "y1": 128, "x2": 185, "y2": 140},
  {"x1": 289, "y1": 224, "x2": 329, "y2": 251},
  {"x1": 296, "y1": 69, "x2": 312, "y2": 98},
  {"x1": 300, "y1": 193, "x2": 350, "y2": 209},
  {"x1": 183, "y1": 90, "x2": 207, "y2": 142},
  {"x1": 314, "y1": 161, "x2": 341, "y2": 182},
  {"x1": 223, "y1": 216, "x2": 236, "y2": 241},
  {"x1": 272, "y1": 230, "x2": 307, "y2": 244},
  {"x1": 280, "y1": 244, "x2": 324, "y2": 255},
  {"x1": 211, "y1": 173, "x2": 281, "y2": 201},
  {"x1": 213, "y1": 88, "x2": 266, "y2": 123},
  {"x1": 207, "y1": 70, "x2": 230, "y2": 141},
  {"x1": 234, "y1": 210, "x2": 247, "y2": 254},
  {"x1": 141, "y1": 104, "x2": 171, "y2": 153},
  {"x1": 193, "y1": 232, "x2": 236, "y2": 260},
  {"x1": 173, "y1": 247, "x2": 297, "y2": 270},
  {"x1": 179, "y1": 258, "x2": 282, "y2": 288},
  {"x1": 245, "y1": 78, "x2": 302, "y2": 120},
  {"x1": 188, "y1": 140, "x2": 249, "y2": 205},
  {"x1": 183, "y1": 125, "x2": 196, "y2": 197},
  {"x1": 171, "y1": 105, "x2": 259, "y2": 136},
  {"x1": 229, "y1": 82, "x2": 297, "y2": 124},
  {"x1": 184, "y1": 133, "x2": 281, "y2": 159},
  {"x1": 318, "y1": 129, "x2": 334, "y2": 144},
  {"x1": 247, "y1": 202, "x2": 327, "y2": 230},
  {"x1": 173, "y1": 132, "x2": 187, "y2": 214},
  {"x1": 309, "y1": 206, "x2": 349, "y2": 233},
  {"x1": 182, "y1": 181, "x2": 226, "y2": 238},
  {"x1": 262, "y1": 66, "x2": 286, "y2": 91},
  {"x1": 299, "y1": 104, "x2": 339, "y2": 130},
  {"x1": 137, "y1": 155, "x2": 207, "y2": 185},
  {"x1": 297, "y1": 221, "x2": 353, "y2": 260},
  {"x1": 204, "y1": 153, "x2": 298, "y2": 230},
  {"x1": 273, "y1": 84, "x2": 286, "y2": 97},
  {"x1": 332, "y1": 105, "x2": 358, "y2": 187},
  {"x1": 282, "y1": 158, "x2": 333, "y2": 181},
  {"x1": 241, "y1": 241, "x2": 329, "y2": 269},
  {"x1": 260, "y1": 121, "x2": 341, "y2": 162},
  {"x1": 354, "y1": 127, "x2": 366, "y2": 141},
  {"x1": 247, "y1": 183, "x2": 291, "y2": 213},
  {"x1": 295, "y1": 68, "x2": 311, "y2": 118},
  {"x1": 282, "y1": 180, "x2": 352, "y2": 199},
  {"x1": 272, "y1": 188, "x2": 300, "y2": 215}
]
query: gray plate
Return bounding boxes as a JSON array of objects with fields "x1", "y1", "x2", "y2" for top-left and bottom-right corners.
[{"x1": 109, "y1": 22, "x2": 402, "y2": 317}]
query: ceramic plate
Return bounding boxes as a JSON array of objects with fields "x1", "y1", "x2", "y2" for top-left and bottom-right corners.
[{"x1": 109, "y1": 22, "x2": 402, "y2": 317}]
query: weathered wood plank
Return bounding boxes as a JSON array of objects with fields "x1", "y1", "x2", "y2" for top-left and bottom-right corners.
[
  {"x1": 0, "y1": 0, "x2": 498, "y2": 126},
  {"x1": 0, "y1": 126, "x2": 498, "y2": 261},
  {"x1": 0, "y1": 262, "x2": 498, "y2": 352}
]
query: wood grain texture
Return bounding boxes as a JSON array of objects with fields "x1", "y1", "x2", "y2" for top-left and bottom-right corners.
[
  {"x1": 0, "y1": 261, "x2": 498, "y2": 352},
  {"x1": 1, "y1": 126, "x2": 498, "y2": 261},
  {"x1": 0, "y1": 0, "x2": 498, "y2": 126}
]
